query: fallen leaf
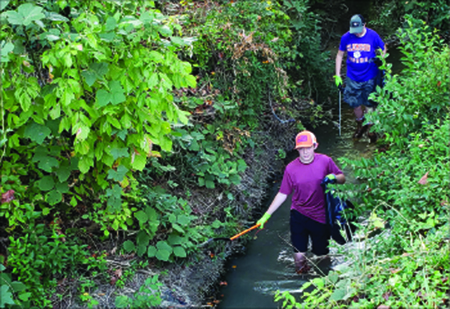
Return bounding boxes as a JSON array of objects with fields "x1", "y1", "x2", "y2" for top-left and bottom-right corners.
[
  {"x1": 418, "y1": 171, "x2": 429, "y2": 185},
  {"x1": 377, "y1": 305, "x2": 390, "y2": 309},
  {"x1": 383, "y1": 291, "x2": 393, "y2": 301},
  {"x1": 114, "y1": 268, "x2": 122, "y2": 278},
  {"x1": 1, "y1": 190, "x2": 15, "y2": 204}
]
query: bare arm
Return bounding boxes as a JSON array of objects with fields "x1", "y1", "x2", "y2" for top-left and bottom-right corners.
[
  {"x1": 265, "y1": 192, "x2": 288, "y2": 215},
  {"x1": 335, "y1": 50, "x2": 345, "y2": 77}
]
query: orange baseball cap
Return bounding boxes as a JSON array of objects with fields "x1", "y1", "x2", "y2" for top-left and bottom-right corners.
[{"x1": 294, "y1": 130, "x2": 318, "y2": 149}]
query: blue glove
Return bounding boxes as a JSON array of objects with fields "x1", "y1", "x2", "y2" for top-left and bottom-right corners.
[{"x1": 324, "y1": 174, "x2": 337, "y2": 184}]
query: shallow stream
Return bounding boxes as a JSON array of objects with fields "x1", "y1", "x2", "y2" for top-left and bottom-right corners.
[
  {"x1": 216, "y1": 37, "x2": 403, "y2": 309},
  {"x1": 216, "y1": 108, "x2": 369, "y2": 309},
  {"x1": 214, "y1": 2, "x2": 404, "y2": 306}
]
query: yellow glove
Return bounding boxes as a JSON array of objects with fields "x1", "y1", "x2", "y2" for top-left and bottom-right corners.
[
  {"x1": 257, "y1": 213, "x2": 271, "y2": 229},
  {"x1": 334, "y1": 75, "x2": 343, "y2": 87}
]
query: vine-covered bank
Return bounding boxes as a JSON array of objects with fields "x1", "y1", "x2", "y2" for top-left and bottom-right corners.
[
  {"x1": 0, "y1": 0, "x2": 449, "y2": 308},
  {"x1": 0, "y1": 0, "x2": 330, "y2": 307}
]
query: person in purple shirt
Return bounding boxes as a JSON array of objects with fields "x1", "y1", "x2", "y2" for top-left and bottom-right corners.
[
  {"x1": 257, "y1": 131, "x2": 346, "y2": 274},
  {"x1": 334, "y1": 14, "x2": 386, "y2": 142}
]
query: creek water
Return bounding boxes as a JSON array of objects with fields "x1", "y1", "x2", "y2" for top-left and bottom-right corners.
[{"x1": 215, "y1": 4, "x2": 404, "y2": 307}]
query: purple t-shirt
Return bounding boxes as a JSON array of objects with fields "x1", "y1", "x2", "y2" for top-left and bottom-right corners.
[
  {"x1": 279, "y1": 153, "x2": 343, "y2": 224},
  {"x1": 339, "y1": 28, "x2": 385, "y2": 82}
]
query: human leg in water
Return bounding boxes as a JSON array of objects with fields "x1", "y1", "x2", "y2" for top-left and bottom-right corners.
[
  {"x1": 353, "y1": 106, "x2": 369, "y2": 138},
  {"x1": 294, "y1": 252, "x2": 310, "y2": 274}
]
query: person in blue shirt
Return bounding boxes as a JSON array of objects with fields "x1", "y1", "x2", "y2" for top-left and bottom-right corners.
[{"x1": 334, "y1": 14, "x2": 386, "y2": 142}]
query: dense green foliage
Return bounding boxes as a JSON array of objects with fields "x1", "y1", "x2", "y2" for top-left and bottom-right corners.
[
  {"x1": 371, "y1": 0, "x2": 450, "y2": 38},
  {"x1": 275, "y1": 16, "x2": 450, "y2": 308},
  {"x1": 0, "y1": 0, "x2": 331, "y2": 307}
]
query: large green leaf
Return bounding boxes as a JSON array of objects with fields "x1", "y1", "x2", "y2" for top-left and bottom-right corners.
[
  {"x1": 55, "y1": 182, "x2": 69, "y2": 193},
  {"x1": 156, "y1": 249, "x2": 171, "y2": 261},
  {"x1": 24, "y1": 122, "x2": 51, "y2": 144},
  {"x1": 6, "y1": 3, "x2": 45, "y2": 26},
  {"x1": 105, "y1": 16, "x2": 117, "y2": 31},
  {"x1": 46, "y1": 12, "x2": 69, "y2": 22},
  {"x1": 38, "y1": 155, "x2": 59, "y2": 172},
  {"x1": 110, "y1": 147, "x2": 129, "y2": 160},
  {"x1": 156, "y1": 241, "x2": 172, "y2": 254},
  {"x1": 177, "y1": 215, "x2": 190, "y2": 226},
  {"x1": 137, "y1": 244, "x2": 147, "y2": 257},
  {"x1": 115, "y1": 295, "x2": 129, "y2": 308},
  {"x1": 0, "y1": 285, "x2": 15, "y2": 307},
  {"x1": 134, "y1": 210, "x2": 148, "y2": 224},
  {"x1": 131, "y1": 152, "x2": 146, "y2": 170},
  {"x1": 0, "y1": 0, "x2": 10, "y2": 11},
  {"x1": 55, "y1": 164, "x2": 71, "y2": 182},
  {"x1": 136, "y1": 231, "x2": 151, "y2": 247},
  {"x1": 122, "y1": 240, "x2": 135, "y2": 253},
  {"x1": 78, "y1": 156, "x2": 93, "y2": 174},
  {"x1": 96, "y1": 89, "x2": 112, "y2": 107},
  {"x1": 173, "y1": 246, "x2": 186, "y2": 258},
  {"x1": 168, "y1": 234, "x2": 183, "y2": 245},
  {"x1": 39, "y1": 176, "x2": 55, "y2": 191},
  {"x1": 109, "y1": 80, "x2": 126, "y2": 105},
  {"x1": 106, "y1": 184, "x2": 122, "y2": 198},
  {"x1": 147, "y1": 245, "x2": 157, "y2": 257},
  {"x1": 107, "y1": 165, "x2": 129, "y2": 181},
  {"x1": 46, "y1": 190, "x2": 62, "y2": 205},
  {"x1": 81, "y1": 70, "x2": 97, "y2": 87},
  {"x1": 0, "y1": 41, "x2": 14, "y2": 63},
  {"x1": 10, "y1": 281, "x2": 27, "y2": 293}
]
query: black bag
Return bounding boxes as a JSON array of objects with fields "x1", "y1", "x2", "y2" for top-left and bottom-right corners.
[{"x1": 321, "y1": 178, "x2": 357, "y2": 245}]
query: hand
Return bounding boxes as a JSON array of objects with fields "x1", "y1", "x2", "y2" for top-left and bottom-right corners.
[
  {"x1": 334, "y1": 75, "x2": 343, "y2": 88},
  {"x1": 334, "y1": 75, "x2": 344, "y2": 93},
  {"x1": 257, "y1": 213, "x2": 271, "y2": 229},
  {"x1": 325, "y1": 174, "x2": 337, "y2": 184}
]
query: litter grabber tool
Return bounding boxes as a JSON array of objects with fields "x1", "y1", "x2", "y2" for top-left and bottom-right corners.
[
  {"x1": 339, "y1": 89, "x2": 342, "y2": 136},
  {"x1": 198, "y1": 223, "x2": 261, "y2": 247}
]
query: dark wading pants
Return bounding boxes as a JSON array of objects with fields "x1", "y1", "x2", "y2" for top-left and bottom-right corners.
[{"x1": 343, "y1": 76, "x2": 377, "y2": 109}]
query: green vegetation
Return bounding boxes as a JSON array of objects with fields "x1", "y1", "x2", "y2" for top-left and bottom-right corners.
[
  {"x1": 1, "y1": 0, "x2": 330, "y2": 307},
  {"x1": 1, "y1": 0, "x2": 448, "y2": 307},
  {"x1": 275, "y1": 16, "x2": 450, "y2": 308},
  {"x1": 371, "y1": 0, "x2": 450, "y2": 38}
]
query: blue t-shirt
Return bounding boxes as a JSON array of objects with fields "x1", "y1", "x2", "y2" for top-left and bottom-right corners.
[{"x1": 339, "y1": 28, "x2": 385, "y2": 82}]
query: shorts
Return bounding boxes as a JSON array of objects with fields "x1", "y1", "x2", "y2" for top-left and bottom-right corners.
[
  {"x1": 343, "y1": 76, "x2": 377, "y2": 108},
  {"x1": 290, "y1": 210, "x2": 330, "y2": 256}
]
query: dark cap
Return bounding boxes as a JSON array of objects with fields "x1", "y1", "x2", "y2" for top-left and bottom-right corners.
[{"x1": 350, "y1": 14, "x2": 365, "y2": 34}]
